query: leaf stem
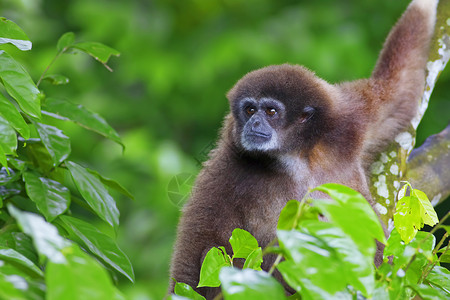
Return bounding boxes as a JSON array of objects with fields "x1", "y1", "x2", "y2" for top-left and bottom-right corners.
[
  {"x1": 266, "y1": 191, "x2": 314, "y2": 276},
  {"x1": 36, "y1": 49, "x2": 65, "y2": 87},
  {"x1": 403, "y1": 254, "x2": 417, "y2": 273},
  {"x1": 268, "y1": 254, "x2": 282, "y2": 275},
  {"x1": 413, "y1": 210, "x2": 450, "y2": 284},
  {"x1": 419, "y1": 232, "x2": 449, "y2": 283},
  {"x1": 432, "y1": 232, "x2": 449, "y2": 258}
]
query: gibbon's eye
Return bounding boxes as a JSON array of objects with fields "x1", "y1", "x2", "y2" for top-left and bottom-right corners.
[
  {"x1": 300, "y1": 106, "x2": 315, "y2": 123},
  {"x1": 246, "y1": 106, "x2": 256, "y2": 116},
  {"x1": 265, "y1": 108, "x2": 277, "y2": 116}
]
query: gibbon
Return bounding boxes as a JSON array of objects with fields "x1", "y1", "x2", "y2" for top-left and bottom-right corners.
[{"x1": 169, "y1": 0, "x2": 437, "y2": 297}]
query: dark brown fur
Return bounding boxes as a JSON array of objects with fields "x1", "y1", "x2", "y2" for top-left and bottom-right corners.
[{"x1": 169, "y1": 0, "x2": 437, "y2": 298}]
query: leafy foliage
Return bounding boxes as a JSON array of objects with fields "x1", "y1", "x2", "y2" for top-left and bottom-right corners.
[
  {"x1": 2, "y1": 1, "x2": 449, "y2": 299},
  {"x1": 220, "y1": 267, "x2": 286, "y2": 300},
  {"x1": 394, "y1": 182, "x2": 439, "y2": 243},
  {"x1": 174, "y1": 184, "x2": 450, "y2": 300},
  {"x1": 0, "y1": 19, "x2": 132, "y2": 299},
  {"x1": 3, "y1": 1, "x2": 446, "y2": 298},
  {"x1": 197, "y1": 228, "x2": 262, "y2": 288}
]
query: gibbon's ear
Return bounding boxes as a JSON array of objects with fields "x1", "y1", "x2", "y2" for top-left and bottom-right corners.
[{"x1": 299, "y1": 106, "x2": 315, "y2": 123}]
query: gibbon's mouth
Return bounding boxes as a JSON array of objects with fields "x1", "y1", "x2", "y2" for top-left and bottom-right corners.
[{"x1": 247, "y1": 131, "x2": 271, "y2": 139}]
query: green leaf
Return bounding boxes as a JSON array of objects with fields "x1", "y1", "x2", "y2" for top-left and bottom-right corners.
[
  {"x1": 313, "y1": 183, "x2": 363, "y2": 205},
  {"x1": 72, "y1": 42, "x2": 120, "y2": 63},
  {"x1": 66, "y1": 161, "x2": 120, "y2": 229},
  {"x1": 174, "y1": 282, "x2": 206, "y2": 300},
  {"x1": 385, "y1": 275, "x2": 408, "y2": 300},
  {"x1": 168, "y1": 295, "x2": 192, "y2": 300},
  {"x1": 413, "y1": 284, "x2": 448, "y2": 300},
  {"x1": 0, "y1": 51, "x2": 40, "y2": 118},
  {"x1": 7, "y1": 204, "x2": 70, "y2": 263},
  {"x1": 425, "y1": 266, "x2": 450, "y2": 294},
  {"x1": 0, "y1": 229, "x2": 15, "y2": 249},
  {"x1": 0, "y1": 146, "x2": 7, "y2": 168},
  {"x1": 277, "y1": 263, "x2": 307, "y2": 296},
  {"x1": 0, "y1": 163, "x2": 21, "y2": 184},
  {"x1": 0, "y1": 246, "x2": 43, "y2": 277},
  {"x1": 86, "y1": 168, "x2": 133, "y2": 200},
  {"x1": 394, "y1": 186, "x2": 438, "y2": 244},
  {"x1": 278, "y1": 200, "x2": 320, "y2": 231},
  {"x1": 394, "y1": 196, "x2": 422, "y2": 243},
  {"x1": 24, "y1": 141, "x2": 56, "y2": 173},
  {"x1": 372, "y1": 279, "x2": 390, "y2": 300},
  {"x1": 0, "y1": 115, "x2": 17, "y2": 154},
  {"x1": 57, "y1": 215, "x2": 134, "y2": 282},
  {"x1": 277, "y1": 200, "x2": 301, "y2": 230},
  {"x1": 42, "y1": 74, "x2": 69, "y2": 85},
  {"x1": 242, "y1": 247, "x2": 263, "y2": 271},
  {"x1": 0, "y1": 18, "x2": 31, "y2": 51},
  {"x1": 384, "y1": 228, "x2": 435, "y2": 283},
  {"x1": 313, "y1": 183, "x2": 386, "y2": 245},
  {"x1": 0, "y1": 272, "x2": 28, "y2": 300},
  {"x1": 0, "y1": 182, "x2": 22, "y2": 200},
  {"x1": 23, "y1": 171, "x2": 70, "y2": 222},
  {"x1": 438, "y1": 243, "x2": 450, "y2": 263},
  {"x1": 43, "y1": 98, "x2": 123, "y2": 147},
  {"x1": 438, "y1": 250, "x2": 450, "y2": 263},
  {"x1": 277, "y1": 262, "x2": 352, "y2": 300},
  {"x1": 397, "y1": 183, "x2": 408, "y2": 201},
  {"x1": 7, "y1": 158, "x2": 25, "y2": 171},
  {"x1": 70, "y1": 42, "x2": 120, "y2": 71},
  {"x1": 0, "y1": 262, "x2": 45, "y2": 300},
  {"x1": 0, "y1": 167, "x2": 22, "y2": 197},
  {"x1": 34, "y1": 122, "x2": 71, "y2": 166},
  {"x1": 198, "y1": 247, "x2": 231, "y2": 288},
  {"x1": 219, "y1": 267, "x2": 286, "y2": 300},
  {"x1": 310, "y1": 200, "x2": 378, "y2": 258},
  {"x1": 287, "y1": 293, "x2": 302, "y2": 300},
  {"x1": 46, "y1": 244, "x2": 125, "y2": 300},
  {"x1": 0, "y1": 92, "x2": 30, "y2": 139},
  {"x1": 277, "y1": 229, "x2": 348, "y2": 296},
  {"x1": 301, "y1": 221, "x2": 375, "y2": 297},
  {"x1": 9, "y1": 232, "x2": 39, "y2": 266},
  {"x1": 229, "y1": 228, "x2": 259, "y2": 259},
  {"x1": 413, "y1": 189, "x2": 439, "y2": 226},
  {"x1": 56, "y1": 32, "x2": 75, "y2": 52}
]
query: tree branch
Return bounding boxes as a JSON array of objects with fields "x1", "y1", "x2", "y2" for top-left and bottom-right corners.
[{"x1": 407, "y1": 124, "x2": 450, "y2": 206}]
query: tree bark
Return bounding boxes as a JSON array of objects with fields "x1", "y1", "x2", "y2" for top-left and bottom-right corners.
[{"x1": 407, "y1": 124, "x2": 450, "y2": 207}]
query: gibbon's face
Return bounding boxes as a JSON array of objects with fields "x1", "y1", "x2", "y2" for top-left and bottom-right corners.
[
  {"x1": 237, "y1": 97, "x2": 286, "y2": 151},
  {"x1": 235, "y1": 97, "x2": 316, "y2": 152},
  {"x1": 227, "y1": 64, "x2": 330, "y2": 154}
]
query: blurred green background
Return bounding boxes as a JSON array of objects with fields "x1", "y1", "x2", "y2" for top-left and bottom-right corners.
[{"x1": 1, "y1": 0, "x2": 449, "y2": 299}]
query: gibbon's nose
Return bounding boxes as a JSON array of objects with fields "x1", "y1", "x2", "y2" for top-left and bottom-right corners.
[
  {"x1": 251, "y1": 115, "x2": 263, "y2": 131},
  {"x1": 249, "y1": 115, "x2": 271, "y2": 138}
]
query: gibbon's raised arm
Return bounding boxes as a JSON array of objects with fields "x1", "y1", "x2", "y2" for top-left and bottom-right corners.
[
  {"x1": 168, "y1": 0, "x2": 437, "y2": 298},
  {"x1": 372, "y1": 0, "x2": 436, "y2": 82},
  {"x1": 360, "y1": 0, "x2": 437, "y2": 155}
]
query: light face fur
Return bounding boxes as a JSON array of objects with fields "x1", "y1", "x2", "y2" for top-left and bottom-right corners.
[{"x1": 169, "y1": 0, "x2": 437, "y2": 298}]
